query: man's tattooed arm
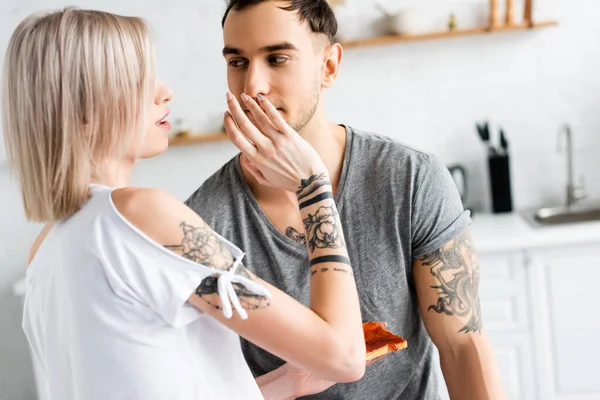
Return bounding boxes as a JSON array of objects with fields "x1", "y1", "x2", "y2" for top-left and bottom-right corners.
[
  {"x1": 413, "y1": 232, "x2": 505, "y2": 397},
  {"x1": 165, "y1": 221, "x2": 269, "y2": 311},
  {"x1": 296, "y1": 173, "x2": 331, "y2": 201},
  {"x1": 295, "y1": 173, "x2": 353, "y2": 276},
  {"x1": 302, "y1": 206, "x2": 346, "y2": 252},
  {"x1": 285, "y1": 226, "x2": 307, "y2": 246},
  {"x1": 417, "y1": 231, "x2": 483, "y2": 334}
]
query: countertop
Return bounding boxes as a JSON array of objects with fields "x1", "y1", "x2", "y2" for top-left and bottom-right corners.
[{"x1": 469, "y1": 211, "x2": 600, "y2": 253}]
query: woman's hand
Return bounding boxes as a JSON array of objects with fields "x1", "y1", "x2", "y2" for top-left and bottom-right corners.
[
  {"x1": 223, "y1": 92, "x2": 327, "y2": 192},
  {"x1": 257, "y1": 363, "x2": 337, "y2": 400},
  {"x1": 284, "y1": 363, "x2": 336, "y2": 398}
]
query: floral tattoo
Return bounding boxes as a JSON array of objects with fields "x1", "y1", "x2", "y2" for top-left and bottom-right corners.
[
  {"x1": 303, "y1": 206, "x2": 345, "y2": 252},
  {"x1": 165, "y1": 222, "x2": 233, "y2": 270}
]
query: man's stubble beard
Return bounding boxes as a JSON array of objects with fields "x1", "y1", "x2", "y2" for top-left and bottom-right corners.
[{"x1": 289, "y1": 80, "x2": 321, "y2": 135}]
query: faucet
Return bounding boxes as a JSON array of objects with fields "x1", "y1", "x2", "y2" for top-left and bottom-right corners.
[{"x1": 557, "y1": 124, "x2": 587, "y2": 208}]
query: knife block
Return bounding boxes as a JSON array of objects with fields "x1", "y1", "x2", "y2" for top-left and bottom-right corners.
[{"x1": 488, "y1": 153, "x2": 513, "y2": 213}]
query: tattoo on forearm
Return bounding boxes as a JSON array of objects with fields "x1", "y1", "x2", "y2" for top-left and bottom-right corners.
[
  {"x1": 303, "y1": 206, "x2": 345, "y2": 252},
  {"x1": 333, "y1": 267, "x2": 353, "y2": 275},
  {"x1": 165, "y1": 221, "x2": 233, "y2": 270},
  {"x1": 299, "y1": 191, "x2": 334, "y2": 209},
  {"x1": 310, "y1": 263, "x2": 354, "y2": 278},
  {"x1": 309, "y1": 255, "x2": 351, "y2": 266},
  {"x1": 195, "y1": 263, "x2": 270, "y2": 311},
  {"x1": 419, "y1": 231, "x2": 483, "y2": 334},
  {"x1": 285, "y1": 226, "x2": 307, "y2": 246},
  {"x1": 296, "y1": 173, "x2": 331, "y2": 201}
]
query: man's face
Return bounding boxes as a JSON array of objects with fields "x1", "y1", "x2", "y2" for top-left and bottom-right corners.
[{"x1": 222, "y1": 1, "x2": 324, "y2": 132}]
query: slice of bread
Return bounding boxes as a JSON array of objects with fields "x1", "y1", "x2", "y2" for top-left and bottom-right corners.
[{"x1": 363, "y1": 321, "x2": 408, "y2": 362}]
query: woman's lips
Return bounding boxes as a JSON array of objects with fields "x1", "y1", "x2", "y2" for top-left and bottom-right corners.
[{"x1": 156, "y1": 108, "x2": 171, "y2": 130}]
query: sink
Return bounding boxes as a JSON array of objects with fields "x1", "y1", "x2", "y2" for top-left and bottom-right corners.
[{"x1": 533, "y1": 204, "x2": 600, "y2": 225}]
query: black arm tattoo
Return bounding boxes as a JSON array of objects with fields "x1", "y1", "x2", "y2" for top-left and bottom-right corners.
[
  {"x1": 296, "y1": 173, "x2": 331, "y2": 201},
  {"x1": 310, "y1": 256, "x2": 353, "y2": 277},
  {"x1": 303, "y1": 206, "x2": 345, "y2": 252},
  {"x1": 165, "y1": 221, "x2": 270, "y2": 312},
  {"x1": 299, "y1": 191, "x2": 334, "y2": 209},
  {"x1": 310, "y1": 266, "x2": 354, "y2": 278},
  {"x1": 419, "y1": 231, "x2": 483, "y2": 334},
  {"x1": 195, "y1": 263, "x2": 270, "y2": 312},
  {"x1": 164, "y1": 222, "x2": 233, "y2": 270},
  {"x1": 285, "y1": 226, "x2": 307, "y2": 246},
  {"x1": 309, "y1": 255, "x2": 351, "y2": 267}
]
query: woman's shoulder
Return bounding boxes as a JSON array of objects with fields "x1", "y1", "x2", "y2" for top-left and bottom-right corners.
[
  {"x1": 111, "y1": 187, "x2": 178, "y2": 216},
  {"x1": 110, "y1": 186, "x2": 201, "y2": 250}
]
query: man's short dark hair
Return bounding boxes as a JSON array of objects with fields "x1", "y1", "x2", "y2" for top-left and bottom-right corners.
[{"x1": 222, "y1": 0, "x2": 338, "y2": 44}]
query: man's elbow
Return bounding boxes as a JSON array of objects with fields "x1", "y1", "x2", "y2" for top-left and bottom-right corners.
[{"x1": 435, "y1": 329, "x2": 493, "y2": 363}]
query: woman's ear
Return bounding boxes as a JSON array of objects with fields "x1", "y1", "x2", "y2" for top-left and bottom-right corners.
[{"x1": 321, "y1": 43, "x2": 343, "y2": 89}]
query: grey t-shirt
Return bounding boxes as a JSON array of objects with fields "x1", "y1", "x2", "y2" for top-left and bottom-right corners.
[{"x1": 185, "y1": 126, "x2": 471, "y2": 399}]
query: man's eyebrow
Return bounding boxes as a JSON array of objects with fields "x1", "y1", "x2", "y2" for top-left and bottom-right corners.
[
  {"x1": 222, "y1": 46, "x2": 242, "y2": 56},
  {"x1": 222, "y1": 42, "x2": 299, "y2": 56},
  {"x1": 258, "y1": 42, "x2": 299, "y2": 53}
]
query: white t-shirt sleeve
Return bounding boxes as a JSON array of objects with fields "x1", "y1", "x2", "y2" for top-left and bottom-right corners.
[{"x1": 99, "y1": 207, "x2": 270, "y2": 328}]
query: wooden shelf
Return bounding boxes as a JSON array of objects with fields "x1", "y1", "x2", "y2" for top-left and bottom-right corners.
[
  {"x1": 339, "y1": 21, "x2": 558, "y2": 49},
  {"x1": 168, "y1": 131, "x2": 229, "y2": 146}
]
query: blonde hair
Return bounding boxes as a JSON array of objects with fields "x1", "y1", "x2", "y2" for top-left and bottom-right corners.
[{"x1": 2, "y1": 7, "x2": 155, "y2": 222}]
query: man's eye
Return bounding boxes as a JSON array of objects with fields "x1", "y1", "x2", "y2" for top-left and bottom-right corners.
[
  {"x1": 268, "y1": 56, "x2": 288, "y2": 65},
  {"x1": 228, "y1": 59, "x2": 246, "y2": 68}
]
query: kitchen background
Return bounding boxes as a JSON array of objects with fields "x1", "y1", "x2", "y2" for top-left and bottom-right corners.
[{"x1": 0, "y1": 0, "x2": 599, "y2": 399}]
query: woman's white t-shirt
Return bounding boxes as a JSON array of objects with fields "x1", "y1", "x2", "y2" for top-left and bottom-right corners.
[{"x1": 22, "y1": 184, "x2": 266, "y2": 399}]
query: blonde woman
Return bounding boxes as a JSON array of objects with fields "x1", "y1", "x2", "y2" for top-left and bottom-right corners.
[{"x1": 2, "y1": 8, "x2": 365, "y2": 400}]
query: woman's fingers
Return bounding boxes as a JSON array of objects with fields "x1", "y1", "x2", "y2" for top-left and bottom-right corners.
[
  {"x1": 240, "y1": 93, "x2": 279, "y2": 141},
  {"x1": 223, "y1": 111, "x2": 257, "y2": 159},
  {"x1": 256, "y1": 94, "x2": 290, "y2": 135},
  {"x1": 226, "y1": 93, "x2": 270, "y2": 149}
]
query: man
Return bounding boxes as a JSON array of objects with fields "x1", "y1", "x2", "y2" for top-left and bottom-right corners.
[{"x1": 185, "y1": 0, "x2": 506, "y2": 398}]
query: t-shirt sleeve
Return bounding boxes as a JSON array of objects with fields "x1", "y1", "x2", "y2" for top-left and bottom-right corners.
[
  {"x1": 411, "y1": 154, "x2": 471, "y2": 262},
  {"x1": 101, "y1": 211, "x2": 267, "y2": 328}
]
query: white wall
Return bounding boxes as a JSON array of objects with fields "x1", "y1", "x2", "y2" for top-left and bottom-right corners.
[{"x1": 1, "y1": 0, "x2": 599, "y2": 398}]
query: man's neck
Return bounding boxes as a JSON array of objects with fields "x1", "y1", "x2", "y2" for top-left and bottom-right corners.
[{"x1": 241, "y1": 116, "x2": 347, "y2": 203}]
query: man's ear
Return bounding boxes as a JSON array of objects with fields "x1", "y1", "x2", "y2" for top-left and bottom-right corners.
[{"x1": 321, "y1": 43, "x2": 343, "y2": 89}]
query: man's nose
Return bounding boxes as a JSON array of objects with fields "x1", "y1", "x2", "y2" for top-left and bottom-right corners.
[{"x1": 243, "y1": 64, "x2": 269, "y2": 100}]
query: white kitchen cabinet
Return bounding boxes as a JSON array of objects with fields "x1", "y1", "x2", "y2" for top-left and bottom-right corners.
[
  {"x1": 478, "y1": 251, "x2": 531, "y2": 332},
  {"x1": 477, "y1": 244, "x2": 600, "y2": 400},
  {"x1": 526, "y1": 243, "x2": 600, "y2": 400},
  {"x1": 478, "y1": 251, "x2": 537, "y2": 400},
  {"x1": 487, "y1": 332, "x2": 537, "y2": 400}
]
